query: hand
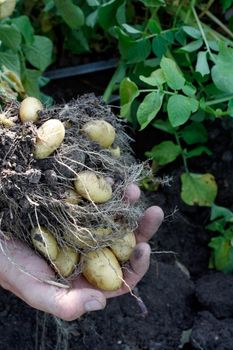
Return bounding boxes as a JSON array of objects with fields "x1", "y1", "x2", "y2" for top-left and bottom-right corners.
[{"x1": 0, "y1": 184, "x2": 164, "y2": 321}]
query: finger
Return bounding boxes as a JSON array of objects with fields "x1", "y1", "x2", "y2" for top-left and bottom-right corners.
[
  {"x1": 103, "y1": 242, "x2": 151, "y2": 298},
  {"x1": 0, "y1": 240, "x2": 106, "y2": 321},
  {"x1": 136, "y1": 206, "x2": 164, "y2": 243},
  {"x1": 124, "y1": 183, "x2": 141, "y2": 204}
]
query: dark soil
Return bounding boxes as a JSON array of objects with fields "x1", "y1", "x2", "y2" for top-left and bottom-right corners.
[{"x1": 1, "y1": 72, "x2": 233, "y2": 349}]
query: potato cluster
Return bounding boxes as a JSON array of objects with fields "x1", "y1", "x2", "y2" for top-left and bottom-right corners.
[{"x1": 0, "y1": 96, "x2": 142, "y2": 291}]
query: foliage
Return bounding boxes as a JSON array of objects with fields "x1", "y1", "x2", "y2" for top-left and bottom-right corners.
[
  {"x1": 208, "y1": 204, "x2": 233, "y2": 273},
  {"x1": 0, "y1": 9, "x2": 53, "y2": 101}
]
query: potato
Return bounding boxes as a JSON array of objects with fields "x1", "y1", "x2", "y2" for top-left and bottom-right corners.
[
  {"x1": 31, "y1": 226, "x2": 58, "y2": 261},
  {"x1": 81, "y1": 247, "x2": 123, "y2": 291},
  {"x1": 82, "y1": 120, "x2": 115, "y2": 148},
  {"x1": 63, "y1": 189, "x2": 81, "y2": 205},
  {"x1": 34, "y1": 119, "x2": 65, "y2": 159},
  {"x1": 64, "y1": 227, "x2": 112, "y2": 249},
  {"x1": 54, "y1": 246, "x2": 79, "y2": 277},
  {"x1": 19, "y1": 97, "x2": 43, "y2": 123},
  {"x1": 110, "y1": 229, "x2": 136, "y2": 262},
  {"x1": 0, "y1": 0, "x2": 16, "y2": 19},
  {"x1": 0, "y1": 113, "x2": 15, "y2": 128},
  {"x1": 74, "y1": 171, "x2": 112, "y2": 203},
  {"x1": 110, "y1": 145, "x2": 121, "y2": 158}
]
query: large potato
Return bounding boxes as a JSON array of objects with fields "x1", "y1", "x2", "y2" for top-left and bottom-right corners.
[
  {"x1": 64, "y1": 227, "x2": 112, "y2": 249},
  {"x1": 19, "y1": 97, "x2": 43, "y2": 123},
  {"x1": 54, "y1": 246, "x2": 79, "y2": 277},
  {"x1": 74, "y1": 171, "x2": 112, "y2": 203},
  {"x1": 34, "y1": 119, "x2": 65, "y2": 159},
  {"x1": 82, "y1": 120, "x2": 115, "y2": 148},
  {"x1": 81, "y1": 247, "x2": 123, "y2": 291},
  {"x1": 110, "y1": 229, "x2": 136, "y2": 262},
  {"x1": 31, "y1": 226, "x2": 58, "y2": 261}
]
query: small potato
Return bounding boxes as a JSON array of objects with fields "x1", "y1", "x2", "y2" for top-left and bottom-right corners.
[
  {"x1": 110, "y1": 145, "x2": 121, "y2": 158},
  {"x1": 31, "y1": 226, "x2": 58, "y2": 261},
  {"x1": 74, "y1": 171, "x2": 112, "y2": 203},
  {"x1": 110, "y1": 230, "x2": 136, "y2": 262},
  {"x1": 81, "y1": 247, "x2": 123, "y2": 291},
  {"x1": 54, "y1": 246, "x2": 79, "y2": 277},
  {"x1": 34, "y1": 119, "x2": 65, "y2": 159},
  {"x1": 63, "y1": 189, "x2": 81, "y2": 205},
  {"x1": 0, "y1": 113, "x2": 15, "y2": 128},
  {"x1": 0, "y1": 0, "x2": 16, "y2": 19},
  {"x1": 82, "y1": 120, "x2": 115, "y2": 148},
  {"x1": 19, "y1": 97, "x2": 43, "y2": 123},
  {"x1": 64, "y1": 227, "x2": 112, "y2": 249}
]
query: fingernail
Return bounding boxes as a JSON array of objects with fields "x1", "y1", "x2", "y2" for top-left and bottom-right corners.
[
  {"x1": 85, "y1": 300, "x2": 104, "y2": 312},
  {"x1": 133, "y1": 247, "x2": 143, "y2": 260}
]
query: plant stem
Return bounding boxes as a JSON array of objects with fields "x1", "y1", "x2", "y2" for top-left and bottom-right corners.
[
  {"x1": 203, "y1": 10, "x2": 233, "y2": 40},
  {"x1": 139, "y1": 89, "x2": 175, "y2": 95},
  {"x1": 191, "y1": 5, "x2": 216, "y2": 62},
  {"x1": 199, "y1": 0, "x2": 216, "y2": 17},
  {"x1": 174, "y1": 130, "x2": 189, "y2": 173},
  {"x1": 206, "y1": 95, "x2": 233, "y2": 106}
]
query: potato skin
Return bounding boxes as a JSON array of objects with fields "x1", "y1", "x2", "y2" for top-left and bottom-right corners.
[
  {"x1": 74, "y1": 171, "x2": 112, "y2": 203},
  {"x1": 54, "y1": 246, "x2": 79, "y2": 277},
  {"x1": 110, "y1": 230, "x2": 136, "y2": 262},
  {"x1": 31, "y1": 226, "x2": 58, "y2": 261},
  {"x1": 82, "y1": 120, "x2": 115, "y2": 148},
  {"x1": 64, "y1": 227, "x2": 112, "y2": 249},
  {"x1": 63, "y1": 189, "x2": 81, "y2": 205},
  {"x1": 81, "y1": 248, "x2": 123, "y2": 291},
  {"x1": 0, "y1": 0, "x2": 16, "y2": 19},
  {"x1": 19, "y1": 97, "x2": 43, "y2": 123},
  {"x1": 34, "y1": 119, "x2": 65, "y2": 159}
]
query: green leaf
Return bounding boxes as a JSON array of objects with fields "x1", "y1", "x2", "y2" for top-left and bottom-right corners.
[
  {"x1": 139, "y1": 68, "x2": 165, "y2": 87},
  {"x1": 167, "y1": 95, "x2": 199, "y2": 127},
  {"x1": 98, "y1": 0, "x2": 122, "y2": 30},
  {"x1": 160, "y1": 57, "x2": 185, "y2": 90},
  {"x1": 54, "y1": 0, "x2": 84, "y2": 29},
  {"x1": 139, "y1": 0, "x2": 165, "y2": 6},
  {"x1": 196, "y1": 51, "x2": 210, "y2": 76},
  {"x1": 181, "y1": 173, "x2": 217, "y2": 206},
  {"x1": 182, "y1": 26, "x2": 201, "y2": 39},
  {"x1": 211, "y1": 44, "x2": 233, "y2": 93},
  {"x1": 181, "y1": 122, "x2": 208, "y2": 144},
  {"x1": 211, "y1": 204, "x2": 233, "y2": 222},
  {"x1": 180, "y1": 38, "x2": 203, "y2": 52},
  {"x1": 228, "y1": 99, "x2": 233, "y2": 117},
  {"x1": 220, "y1": 0, "x2": 233, "y2": 11},
  {"x1": 145, "y1": 141, "x2": 181, "y2": 165},
  {"x1": 209, "y1": 235, "x2": 233, "y2": 273},
  {"x1": 152, "y1": 119, "x2": 174, "y2": 134},
  {"x1": 86, "y1": 10, "x2": 98, "y2": 28},
  {"x1": 11, "y1": 16, "x2": 34, "y2": 44},
  {"x1": 0, "y1": 24, "x2": 21, "y2": 51},
  {"x1": 152, "y1": 32, "x2": 174, "y2": 58},
  {"x1": 182, "y1": 83, "x2": 197, "y2": 96},
  {"x1": 137, "y1": 91, "x2": 164, "y2": 130},
  {"x1": 0, "y1": 51, "x2": 20, "y2": 75},
  {"x1": 185, "y1": 145, "x2": 212, "y2": 158},
  {"x1": 120, "y1": 78, "x2": 139, "y2": 118},
  {"x1": 22, "y1": 69, "x2": 41, "y2": 98},
  {"x1": 86, "y1": 0, "x2": 100, "y2": 6},
  {"x1": 122, "y1": 24, "x2": 141, "y2": 35},
  {"x1": 115, "y1": 27, "x2": 151, "y2": 63},
  {"x1": 24, "y1": 35, "x2": 53, "y2": 71}
]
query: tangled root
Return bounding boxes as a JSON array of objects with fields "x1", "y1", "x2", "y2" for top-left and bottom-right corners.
[{"x1": 0, "y1": 94, "x2": 148, "y2": 282}]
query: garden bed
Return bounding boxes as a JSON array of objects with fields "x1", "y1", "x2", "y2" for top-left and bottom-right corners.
[{"x1": 0, "y1": 73, "x2": 233, "y2": 349}]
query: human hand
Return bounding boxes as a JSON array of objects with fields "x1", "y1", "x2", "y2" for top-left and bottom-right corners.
[{"x1": 0, "y1": 184, "x2": 164, "y2": 321}]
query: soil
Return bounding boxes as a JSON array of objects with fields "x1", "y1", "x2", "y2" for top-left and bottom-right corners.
[{"x1": 1, "y1": 73, "x2": 233, "y2": 350}]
